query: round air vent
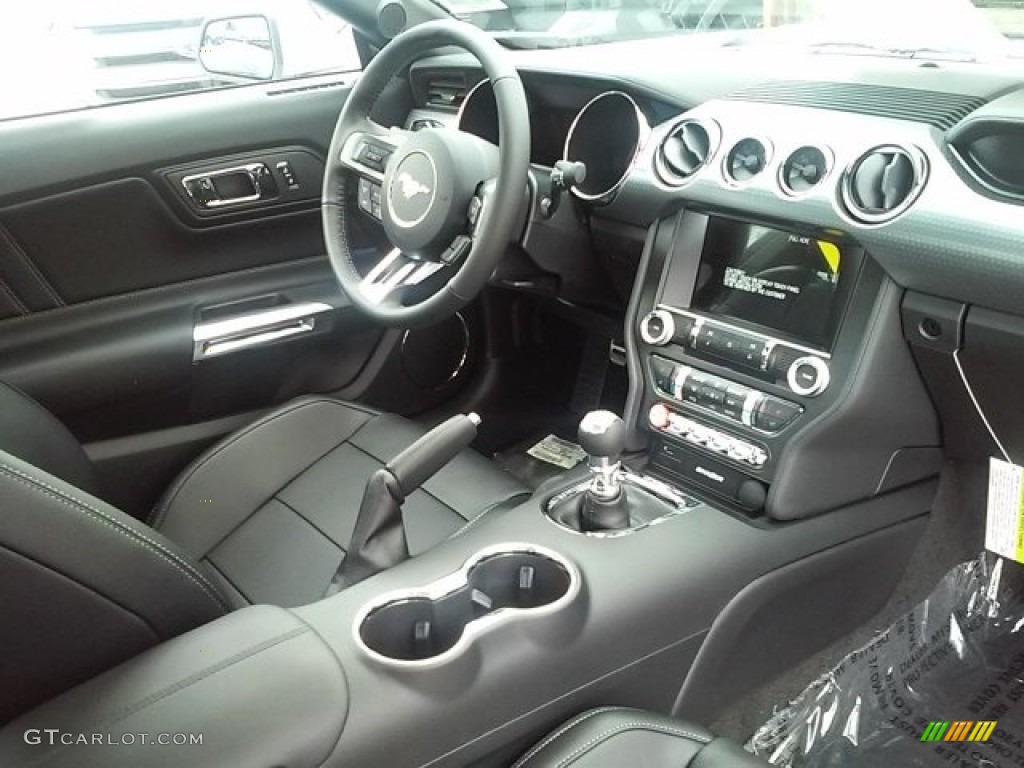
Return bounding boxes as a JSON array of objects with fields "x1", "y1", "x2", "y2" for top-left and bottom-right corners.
[
  {"x1": 841, "y1": 145, "x2": 928, "y2": 224},
  {"x1": 780, "y1": 145, "x2": 831, "y2": 195},
  {"x1": 655, "y1": 119, "x2": 714, "y2": 186},
  {"x1": 725, "y1": 138, "x2": 769, "y2": 184}
]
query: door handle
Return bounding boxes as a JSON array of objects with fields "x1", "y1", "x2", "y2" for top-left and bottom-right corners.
[
  {"x1": 192, "y1": 301, "x2": 333, "y2": 360},
  {"x1": 182, "y1": 163, "x2": 278, "y2": 209}
]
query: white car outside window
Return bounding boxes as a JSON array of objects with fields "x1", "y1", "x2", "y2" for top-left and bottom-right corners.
[{"x1": 0, "y1": 0, "x2": 361, "y2": 122}]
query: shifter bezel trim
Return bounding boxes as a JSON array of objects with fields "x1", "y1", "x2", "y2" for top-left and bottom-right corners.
[{"x1": 543, "y1": 470, "x2": 698, "y2": 538}]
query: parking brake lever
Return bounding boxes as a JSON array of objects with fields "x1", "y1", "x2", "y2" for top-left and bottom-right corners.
[{"x1": 324, "y1": 413, "x2": 482, "y2": 594}]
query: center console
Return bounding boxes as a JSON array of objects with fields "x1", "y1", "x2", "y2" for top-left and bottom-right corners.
[{"x1": 625, "y1": 210, "x2": 941, "y2": 519}]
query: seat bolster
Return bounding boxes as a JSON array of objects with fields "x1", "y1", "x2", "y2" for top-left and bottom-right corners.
[
  {"x1": 0, "y1": 450, "x2": 230, "y2": 628},
  {"x1": 514, "y1": 708, "x2": 767, "y2": 768},
  {"x1": 0, "y1": 450, "x2": 229, "y2": 723},
  {"x1": 151, "y1": 397, "x2": 378, "y2": 557},
  {"x1": 0, "y1": 380, "x2": 98, "y2": 496}
]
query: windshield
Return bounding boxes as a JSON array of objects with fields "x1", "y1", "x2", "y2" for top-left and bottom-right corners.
[{"x1": 438, "y1": 0, "x2": 1024, "y2": 60}]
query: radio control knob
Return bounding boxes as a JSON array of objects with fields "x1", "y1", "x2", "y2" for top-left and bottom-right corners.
[
  {"x1": 787, "y1": 355, "x2": 830, "y2": 397},
  {"x1": 639, "y1": 310, "x2": 675, "y2": 346}
]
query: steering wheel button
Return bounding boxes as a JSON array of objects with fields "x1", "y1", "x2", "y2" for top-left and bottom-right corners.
[
  {"x1": 357, "y1": 179, "x2": 372, "y2": 212},
  {"x1": 467, "y1": 196, "x2": 482, "y2": 226},
  {"x1": 441, "y1": 235, "x2": 472, "y2": 265}
]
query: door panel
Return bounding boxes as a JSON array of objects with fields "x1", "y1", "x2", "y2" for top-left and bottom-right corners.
[
  {"x1": 0, "y1": 178, "x2": 326, "y2": 305},
  {"x1": 0, "y1": 254, "x2": 390, "y2": 432},
  {"x1": 0, "y1": 76, "x2": 357, "y2": 204},
  {"x1": 0, "y1": 75, "x2": 410, "y2": 516}
]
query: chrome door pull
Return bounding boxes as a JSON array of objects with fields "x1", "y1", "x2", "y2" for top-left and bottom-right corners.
[{"x1": 192, "y1": 301, "x2": 333, "y2": 360}]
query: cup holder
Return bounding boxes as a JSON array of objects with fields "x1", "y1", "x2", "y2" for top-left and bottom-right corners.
[{"x1": 356, "y1": 544, "x2": 580, "y2": 666}]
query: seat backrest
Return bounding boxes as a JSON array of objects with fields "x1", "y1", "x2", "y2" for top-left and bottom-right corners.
[
  {"x1": 0, "y1": 380, "x2": 98, "y2": 495},
  {"x1": 0, "y1": 449, "x2": 230, "y2": 724}
]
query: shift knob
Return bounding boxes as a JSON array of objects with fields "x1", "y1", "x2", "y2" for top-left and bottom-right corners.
[{"x1": 578, "y1": 410, "x2": 626, "y2": 463}]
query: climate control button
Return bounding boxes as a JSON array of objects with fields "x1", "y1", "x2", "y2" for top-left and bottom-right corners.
[
  {"x1": 650, "y1": 355, "x2": 802, "y2": 433},
  {"x1": 648, "y1": 404, "x2": 768, "y2": 469}
]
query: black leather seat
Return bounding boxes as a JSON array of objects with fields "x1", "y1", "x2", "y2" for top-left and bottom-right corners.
[
  {"x1": 0, "y1": 382, "x2": 527, "y2": 723},
  {"x1": 514, "y1": 708, "x2": 769, "y2": 768}
]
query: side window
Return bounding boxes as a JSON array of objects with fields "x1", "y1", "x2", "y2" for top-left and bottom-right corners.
[{"x1": 0, "y1": 2, "x2": 361, "y2": 122}]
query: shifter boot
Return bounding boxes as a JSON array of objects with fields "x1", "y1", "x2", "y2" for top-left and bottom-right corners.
[
  {"x1": 325, "y1": 469, "x2": 409, "y2": 595},
  {"x1": 580, "y1": 491, "x2": 630, "y2": 532}
]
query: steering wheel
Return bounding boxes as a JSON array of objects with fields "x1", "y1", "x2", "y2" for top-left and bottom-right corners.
[{"x1": 322, "y1": 20, "x2": 530, "y2": 328}]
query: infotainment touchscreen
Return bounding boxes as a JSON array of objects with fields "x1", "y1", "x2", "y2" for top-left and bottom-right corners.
[{"x1": 691, "y1": 219, "x2": 847, "y2": 349}]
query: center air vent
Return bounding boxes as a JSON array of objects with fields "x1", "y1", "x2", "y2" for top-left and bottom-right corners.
[
  {"x1": 724, "y1": 138, "x2": 769, "y2": 183},
  {"x1": 840, "y1": 145, "x2": 928, "y2": 224},
  {"x1": 780, "y1": 146, "x2": 830, "y2": 195},
  {"x1": 655, "y1": 119, "x2": 714, "y2": 185}
]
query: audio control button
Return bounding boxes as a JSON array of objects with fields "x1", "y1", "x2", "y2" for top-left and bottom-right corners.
[
  {"x1": 650, "y1": 357, "x2": 676, "y2": 394},
  {"x1": 787, "y1": 356, "x2": 830, "y2": 397},
  {"x1": 699, "y1": 383, "x2": 726, "y2": 406},
  {"x1": 722, "y1": 385, "x2": 747, "y2": 420},
  {"x1": 640, "y1": 310, "x2": 675, "y2": 346},
  {"x1": 754, "y1": 397, "x2": 803, "y2": 432}
]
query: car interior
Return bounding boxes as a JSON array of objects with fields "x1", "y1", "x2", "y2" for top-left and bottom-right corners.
[{"x1": 1, "y1": 0, "x2": 1023, "y2": 765}]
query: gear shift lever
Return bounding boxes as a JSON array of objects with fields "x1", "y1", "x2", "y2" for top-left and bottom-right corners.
[{"x1": 577, "y1": 410, "x2": 630, "y2": 531}]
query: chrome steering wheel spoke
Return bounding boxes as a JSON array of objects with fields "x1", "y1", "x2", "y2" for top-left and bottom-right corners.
[{"x1": 360, "y1": 249, "x2": 446, "y2": 305}]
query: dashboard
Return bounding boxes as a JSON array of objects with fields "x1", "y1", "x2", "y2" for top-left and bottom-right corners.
[
  {"x1": 404, "y1": 49, "x2": 1024, "y2": 318},
  {"x1": 395, "y1": 43, "x2": 1024, "y2": 516}
]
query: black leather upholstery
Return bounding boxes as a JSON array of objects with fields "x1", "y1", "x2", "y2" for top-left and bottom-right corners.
[
  {"x1": 0, "y1": 606, "x2": 351, "y2": 768},
  {"x1": 0, "y1": 380, "x2": 98, "y2": 495},
  {"x1": 514, "y1": 708, "x2": 769, "y2": 768},
  {"x1": 0, "y1": 450, "x2": 229, "y2": 724},
  {"x1": 0, "y1": 388, "x2": 528, "y2": 724},
  {"x1": 152, "y1": 396, "x2": 529, "y2": 607}
]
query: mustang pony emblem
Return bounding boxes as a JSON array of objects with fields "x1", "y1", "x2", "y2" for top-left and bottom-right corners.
[{"x1": 397, "y1": 172, "x2": 432, "y2": 200}]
